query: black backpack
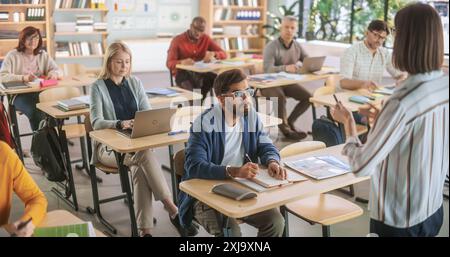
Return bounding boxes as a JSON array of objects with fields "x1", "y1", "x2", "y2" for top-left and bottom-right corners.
[
  {"x1": 31, "y1": 118, "x2": 68, "y2": 183},
  {"x1": 312, "y1": 116, "x2": 345, "y2": 147}
]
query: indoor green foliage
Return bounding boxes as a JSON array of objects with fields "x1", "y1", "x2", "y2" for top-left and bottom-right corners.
[{"x1": 263, "y1": 0, "x2": 301, "y2": 41}]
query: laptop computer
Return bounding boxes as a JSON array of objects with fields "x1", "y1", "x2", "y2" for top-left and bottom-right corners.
[
  {"x1": 298, "y1": 56, "x2": 326, "y2": 74},
  {"x1": 117, "y1": 108, "x2": 177, "y2": 139}
]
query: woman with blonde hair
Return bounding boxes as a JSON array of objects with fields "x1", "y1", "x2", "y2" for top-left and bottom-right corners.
[{"x1": 90, "y1": 42, "x2": 197, "y2": 237}]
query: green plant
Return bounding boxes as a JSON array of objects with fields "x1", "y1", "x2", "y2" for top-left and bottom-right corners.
[{"x1": 263, "y1": 0, "x2": 301, "y2": 41}]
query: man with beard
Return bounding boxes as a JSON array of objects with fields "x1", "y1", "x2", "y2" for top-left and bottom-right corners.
[
  {"x1": 166, "y1": 16, "x2": 227, "y2": 102},
  {"x1": 177, "y1": 69, "x2": 286, "y2": 237},
  {"x1": 339, "y1": 20, "x2": 407, "y2": 92}
]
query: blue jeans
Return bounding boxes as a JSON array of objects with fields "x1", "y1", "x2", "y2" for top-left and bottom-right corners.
[{"x1": 13, "y1": 93, "x2": 45, "y2": 131}]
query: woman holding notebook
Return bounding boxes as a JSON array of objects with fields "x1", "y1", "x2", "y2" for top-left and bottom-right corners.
[
  {"x1": 89, "y1": 42, "x2": 197, "y2": 237},
  {"x1": 331, "y1": 3, "x2": 448, "y2": 237},
  {"x1": 0, "y1": 26, "x2": 62, "y2": 131}
]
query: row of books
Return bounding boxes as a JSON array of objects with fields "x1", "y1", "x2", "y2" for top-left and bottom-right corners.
[
  {"x1": 216, "y1": 38, "x2": 252, "y2": 51},
  {"x1": 25, "y1": 8, "x2": 45, "y2": 21},
  {"x1": 54, "y1": 0, "x2": 106, "y2": 9},
  {"x1": 213, "y1": 0, "x2": 260, "y2": 7},
  {"x1": 214, "y1": 8, "x2": 262, "y2": 21},
  {"x1": 55, "y1": 41, "x2": 103, "y2": 57},
  {"x1": 0, "y1": 0, "x2": 42, "y2": 3},
  {"x1": 55, "y1": 22, "x2": 106, "y2": 32}
]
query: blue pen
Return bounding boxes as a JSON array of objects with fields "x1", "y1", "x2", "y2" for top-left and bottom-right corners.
[{"x1": 168, "y1": 130, "x2": 187, "y2": 136}]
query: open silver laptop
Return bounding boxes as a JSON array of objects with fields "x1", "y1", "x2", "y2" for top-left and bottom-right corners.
[
  {"x1": 117, "y1": 108, "x2": 177, "y2": 139},
  {"x1": 298, "y1": 56, "x2": 326, "y2": 74}
]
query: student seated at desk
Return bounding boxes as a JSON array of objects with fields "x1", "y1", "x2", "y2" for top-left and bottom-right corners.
[
  {"x1": 90, "y1": 42, "x2": 197, "y2": 237},
  {"x1": 262, "y1": 16, "x2": 312, "y2": 140},
  {"x1": 166, "y1": 16, "x2": 227, "y2": 102},
  {"x1": 0, "y1": 141, "x2": 48, "y2": 237},
  {"x1": 179, "y1": 69, "x2": 286, "y2": 237},
  {"x1": 331, "y1": 3, "x2": 448, "y2": 237},
  {"x1": 0, "y1": 26, "x2": 62, "y2": 131}
]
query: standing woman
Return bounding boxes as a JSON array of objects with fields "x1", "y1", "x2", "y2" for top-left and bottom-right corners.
[
  {"x1": 0, "y1": 26, "x2": 62, "y2": 131},
  {"x1": 331, "y1": 3, "x2": 448, "y2": 237},
  {"x1": 89, "y1": 42, "x2": 197, "y2": 237}
]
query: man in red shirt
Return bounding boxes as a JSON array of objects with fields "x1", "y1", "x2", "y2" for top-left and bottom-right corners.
[{"x1": 166, "y1": 17, "x2": 227, "y2": 102}]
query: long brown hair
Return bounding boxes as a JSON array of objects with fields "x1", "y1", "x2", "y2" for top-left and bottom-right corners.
[
  {"x1": 392, "y1": 3, "x2": 444, "y2": 74},
  {"x1": 16, "y1": 26, "x2": 43, "y2": 55}
]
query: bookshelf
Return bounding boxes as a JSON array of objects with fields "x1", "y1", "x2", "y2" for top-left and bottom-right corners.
[
  {"x1": 200, "y1": 0, "x2": 267, "y2": 58},
  {"x1": 50, "y1": 0, "x2": 108, "y2": 66},
  {"x1": 0, "y1": 0, "x2": 52, "y2": 62}
]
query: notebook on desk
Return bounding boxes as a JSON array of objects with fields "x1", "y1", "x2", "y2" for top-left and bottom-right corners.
[
  {"x1": 0, "y1": 81, "x2": 31, "y2": 90},
  {"x1": 33, "y1": 222, "x2": 96, "y2": 237},
  {"x1": 233, "y1": 168, "x2": 307, "y2": 192},
  {"x1": 56, "y1": 99, "x2": 89, "y2": 111},
  {"x1": 284, "y1": 156, "x2": 351, "y2": 180}
]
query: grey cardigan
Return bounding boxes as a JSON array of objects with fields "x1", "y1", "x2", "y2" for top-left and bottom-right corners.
[{"x1": 89, "y1": 76, "x2": 150, "y2": 164}]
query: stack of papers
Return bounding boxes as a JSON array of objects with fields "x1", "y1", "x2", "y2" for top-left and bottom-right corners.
[
  {"x1": 57, "y1": 99, "x2": 89, "y2": 111},
  {"x1": 34, "y1": 222, "x2": 96, "y2": 237},
  {"x1": 374, "y1": 86, "x2": 395, "y2": 95},
  {"x1": 284, "y1": 156, "x2": 351, "y2": 180},
  {"x1": 249, "y1": 72, "x2": 306, "y2": 83}
]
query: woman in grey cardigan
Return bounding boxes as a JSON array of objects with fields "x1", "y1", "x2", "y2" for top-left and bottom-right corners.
[
  {"x1": 90, "y1": 42, "x2": 196, "y2": 237},
  {"x1": 0, "y1": 26, "x2": 61, "y2": 131}
]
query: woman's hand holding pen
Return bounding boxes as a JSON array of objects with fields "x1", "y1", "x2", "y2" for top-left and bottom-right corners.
[
  {"x1": 6, "y1": 218, "x2": 34, "y2": 237},
  {"x1": 23, "y1": 73, "x2": 37, "y2": 82}
]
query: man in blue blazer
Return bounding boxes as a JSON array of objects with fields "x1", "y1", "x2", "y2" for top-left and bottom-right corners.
[{"x1": 179, "y1": 69, "x2": 286, "y2": 237}]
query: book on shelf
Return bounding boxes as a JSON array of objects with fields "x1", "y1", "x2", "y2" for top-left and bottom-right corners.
[
  {"x1": 55, "y1": 41, "x2": 103, "y2": 57},
  {"x1": 26, "y1": 8, "x2": 45, "y2": 21},
  {"x1": 0, "y1": 0, "x2": 44, "y2": 3},
  {"x1": 55, "y1": 0, "x2": 92, "y2": 9},
  {"x1": 0, "y1": 12, "x2": 8, "y2": 22},
  {"x1": 216, "y1": 38, "x2": 250, "y2": 52},
  {"x1": 213, "y1": 8, "x2": 261, "y2": 22},
  {"x1": 284, "y1": 156, "x2": 351, "y2": 180},
  {"x1": 214, "y1": 0, "x2": 259, "y2": 7}
]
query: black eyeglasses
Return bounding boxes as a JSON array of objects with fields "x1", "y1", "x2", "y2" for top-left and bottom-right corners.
[{"x1": 222, "y1": 88, "x2": 255, "y2": 98}]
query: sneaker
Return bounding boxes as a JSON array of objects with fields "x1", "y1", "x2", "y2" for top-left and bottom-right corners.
[{"x1": 170, "y1": 214, "x2": 199, "y2": 237}]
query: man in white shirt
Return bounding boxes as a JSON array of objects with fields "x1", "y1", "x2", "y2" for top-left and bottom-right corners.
[{"x1": 340, "y1": 20, "x2": 407, "y2": 91}]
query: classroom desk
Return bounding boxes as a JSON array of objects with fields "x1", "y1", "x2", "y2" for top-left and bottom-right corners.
[
  {"x1": 0, "y1": 75, "x2": 96, "y2": 161},
  {"x1": 40, "y1": 210, "x2": 106, "y2": 237},
  {"x1": 179, "y1": 144, "x2": 369, "y2": 237},
  {"x1": 309, "y1": 90, "x2": 386, "y2": 112},
  {"x1": 88, "y1": 110, "x2": 282, "y2": 237},
  {"x1": 176, "y1": 61, "x2": 256, "y2": 74}
]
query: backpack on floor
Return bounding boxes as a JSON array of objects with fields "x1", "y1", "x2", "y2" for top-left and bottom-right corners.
[
  {"x1": 312, "y1": 116, "x2": 345, "y2": 147},
  {"x1": 0, "y1": 101, "x2": 15, "y2": 149},
  {"x1": 31, "y1": 118, "x2": 68, "y2": 183}
]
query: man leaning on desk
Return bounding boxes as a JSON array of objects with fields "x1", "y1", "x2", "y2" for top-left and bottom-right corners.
[
  {"x1": 178, "y1": 69, "x2": 286, "y2": 237},
  {"x1": 166, "y1": 16, "x2": 227, "y2": 102}
]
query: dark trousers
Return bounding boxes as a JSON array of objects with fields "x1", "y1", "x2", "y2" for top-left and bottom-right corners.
[
  {"x1": 175, "y1": 70, "x2": 217, "y2": 102},
  {"x1": 370, "y1": 205, "x2": 444, "y2": 237},
  {"x1": 13, "y1": 93, "x2": 45, "y2": 131},
  {"x1": 260, "y1": 84, "x2": 312, "y2": 128}
]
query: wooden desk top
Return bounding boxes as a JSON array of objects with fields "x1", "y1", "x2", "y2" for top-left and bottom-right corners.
[
  {"x1": 89, "y1": 108, "x2": 282, "y2": 153},
  {"x1": 0, "y1": 75, "x2": 97, "y2": 95},
  {"x1": 309, "y1": 91, "x2": 386, "y2": 112},
  {"x1": 36, "y1": 88, "x2": 204, "y2": 119},
  {"x1": 179, "y1": 145, "x2": 369, "y2": 219},
  {"x1": 176, "y1": 61, "x2": 255, "y2": 73},
  {"x1": 249, "y1": 68, "x2": 336, "y2": 89},
  {"x1": 40, "y1": 210, "x2": 106, "y2": 237}
]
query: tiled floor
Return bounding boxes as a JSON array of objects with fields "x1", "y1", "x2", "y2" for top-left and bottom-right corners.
[{"x1": 7, "y1": 71, "x2": 449, "y2": 237}]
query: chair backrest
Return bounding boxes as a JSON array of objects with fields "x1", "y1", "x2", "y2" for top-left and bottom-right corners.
[
  {"x1": 58, "y1": 63, "x2": 86, "y2": 77},
  {"x1": 84, "y1": 114, "x2": 93, "y2": 134},
  {"x1": 174, "y1": 149, "x2": 186, "y2": 178},
  {"x1": 280, "y1": 141, "x2": 327, "y2": 158},
  {"x1": 39, "y1": 87, "x2": 82, "y2": 103},
  {"x1": 313, "y1": 84, "x2": 336, "y2": 108}
]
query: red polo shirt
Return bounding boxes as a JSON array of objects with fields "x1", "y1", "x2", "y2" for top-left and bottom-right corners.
[{"x1": 166, "y1": 31, "x2": 227, "y2": 75}]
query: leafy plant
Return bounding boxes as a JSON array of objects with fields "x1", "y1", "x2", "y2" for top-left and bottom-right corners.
[{"x1": 263, "y1": 0, "x2": 301, "y2": 41}]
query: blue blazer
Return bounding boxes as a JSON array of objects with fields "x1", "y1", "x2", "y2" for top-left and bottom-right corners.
[{"x1": 178, "y1": 104, "x2": 280, "y2": 228}]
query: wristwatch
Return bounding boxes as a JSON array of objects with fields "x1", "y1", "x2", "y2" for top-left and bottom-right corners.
[{"x1": 115, "y1": 120, "x2": 122, "y2": 130}]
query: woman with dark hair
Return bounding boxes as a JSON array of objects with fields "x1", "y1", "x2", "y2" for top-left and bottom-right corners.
[
  {"x1": 0, "y1": 26, "x2": 61, "y2": 131},
  {"x1": 331, "y1": 3, "x2": 448, "y2": 237}
]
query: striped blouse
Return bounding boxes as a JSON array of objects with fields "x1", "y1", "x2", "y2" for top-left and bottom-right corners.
[{"x1": 343, "y1": 70, "x2": 449, "y2": 228}]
